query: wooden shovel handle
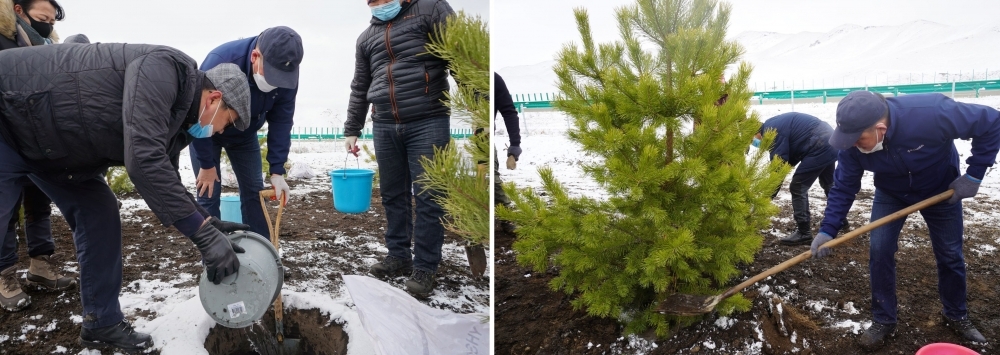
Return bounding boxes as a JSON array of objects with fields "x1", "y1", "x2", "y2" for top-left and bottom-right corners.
[
  {"x1": 258, "y1": 190, "x2": 287, "y2": 330},
  {"x1": 720, "y1": 189, "x2": 954, "y2": 300}
]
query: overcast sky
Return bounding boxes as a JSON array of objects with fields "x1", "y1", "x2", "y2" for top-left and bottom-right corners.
[
  {"x1": 493, "y1": 0, "x2": 1000, "y2": 69},
  {"x1": 53, "y1": 0, "x2": 488, "y2": 127}
]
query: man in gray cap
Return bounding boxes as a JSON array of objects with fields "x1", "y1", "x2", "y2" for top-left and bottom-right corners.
[
  {"x1": 0, "y1": 43, "x2": 251, "y2": 352},
  {"x1": 810, "y1": 90, "x2": 1000, "y2": 350},
  {"x1": 190, "y1": 26, "x2": 303, "y2": 236}
]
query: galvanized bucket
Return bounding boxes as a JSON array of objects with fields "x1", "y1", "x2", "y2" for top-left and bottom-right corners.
[{"x1": 199, "y1": 231, "x2": 283, "y2": 328}]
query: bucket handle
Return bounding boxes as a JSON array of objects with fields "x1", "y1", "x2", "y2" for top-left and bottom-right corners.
[{"x1": 342, "y1": 153, "x2": 360, "y2": 179}]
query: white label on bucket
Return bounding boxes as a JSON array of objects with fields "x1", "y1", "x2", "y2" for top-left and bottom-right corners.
[{"x1": 227, "y1": 301, "x2": 247, "y2": 319}]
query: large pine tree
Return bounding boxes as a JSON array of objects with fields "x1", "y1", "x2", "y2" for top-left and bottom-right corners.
[
  {"x1": 497, "y1": 0, "x2": 789, "y2": 336},
  {"x1": 418, "y1": 12, "x2": 490, "y2": 247}
]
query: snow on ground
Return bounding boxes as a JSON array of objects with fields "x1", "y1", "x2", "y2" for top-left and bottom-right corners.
[
  {"x1": 496, "y1": 95, "x2": 1000, "y2": 354},
  {"x1": 43, "y1": 137, "x2": 486, "y2": 354}
]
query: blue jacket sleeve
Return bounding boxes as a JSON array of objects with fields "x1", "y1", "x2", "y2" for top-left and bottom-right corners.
[
  {"x1": 820, "y1": 151, "x2": 863, "y2": 237},
  {"x1": 936, "y1": 96, "x2": 1000, "y2": 179},
  {"x1": 189, "y1": 52, "x2": 229, "y2": 170},
  {"x1": 770, "y1": 136, "x2": 790, "y2": 164},
  {"x1": 266, "y1": 88, "x2": 296, "y2": 176}
]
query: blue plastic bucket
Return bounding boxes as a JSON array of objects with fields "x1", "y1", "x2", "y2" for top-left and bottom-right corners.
[
  {"x1": 220, "y1": 195, "x2": 242, "y2": 223},
  {"x1": 330, "y1": 169, "x2": 375, "y2": 214}
]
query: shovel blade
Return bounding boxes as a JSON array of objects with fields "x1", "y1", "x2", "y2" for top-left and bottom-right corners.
[
  {"x1": 657, "y1": 293, "x2": 723, "y2": 316},
  {"x1": 279, "y1": 338, "x2": 302, "y2": 355}
]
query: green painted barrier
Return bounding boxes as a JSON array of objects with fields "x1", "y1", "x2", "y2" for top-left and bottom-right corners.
[
  {"x1": 257, "y1": 127, "x2": 475, "y2": 140},
  {"x1": 513, "y1": 79, "x2": 1000, "y2": 108}
]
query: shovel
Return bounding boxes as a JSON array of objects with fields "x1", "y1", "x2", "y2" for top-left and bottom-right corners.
[
  {"x1": 260, "y1": 189, "x2": 302, "y2": 355},
  {"x1": 657, "y1": 189, "x2": 954, "y2": 316}
]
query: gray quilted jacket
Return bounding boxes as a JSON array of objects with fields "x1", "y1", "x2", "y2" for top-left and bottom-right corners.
[
  {"x1": 0, "y1": 43, "x2": 209, "y2": 227},
  {"x1": 344, "y1": 0, "x2": 454, "y2": 137}
]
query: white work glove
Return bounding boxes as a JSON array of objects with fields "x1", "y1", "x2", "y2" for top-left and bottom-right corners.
[
  {"x1": 196, "y1": 167, "x2": 220, "y2": 197},
  {"x1": 270, "y1": 174, "x2": 290, "y2": 205},
  {"x1": 345, "y1": 136, "x2": 360, "y2": 157}
]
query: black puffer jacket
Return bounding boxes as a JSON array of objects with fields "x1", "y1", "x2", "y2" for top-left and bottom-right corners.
[
  {"x1": 344, "y1": 0, "x2": 454, "y2": 137},
  {"x1": 0, "y1": 43, "x2": 208, "y2": 227}
]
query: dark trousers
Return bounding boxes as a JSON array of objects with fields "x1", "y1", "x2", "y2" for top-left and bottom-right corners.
[
  {"x1": 868, "y1": 189, "x2": 967, "y2": 324},
  {"x1": 1, "y1": 183, "x2": 55, "y2": 270},
  {"x1": 494, "y1": 155, "x2": 511, "y2": 207},
  {"x1": 373, "y1": 117, "x2": 450, "y2": 273},
  {"x1": 189, "y1": 133, "x2": 267, "y2": 236},
  {"x1": 788, "y1": 161, "x2": 835, "y2": 230},
  {"x1": 0, "y1": 139, "x2": 123, "y2": 329}
]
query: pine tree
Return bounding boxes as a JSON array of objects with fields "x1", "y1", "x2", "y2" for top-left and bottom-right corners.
[
  {"x1": 497, "y1": 0, "x2": 790, "y2": 337},
  {"x1": 417, "y1": 12, "x2": 490, "y2": 247}
]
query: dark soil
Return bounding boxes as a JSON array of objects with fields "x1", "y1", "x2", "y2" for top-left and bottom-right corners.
[
  {"x1": 0, "y1": 180, "x2": 486, "y2": 354},
  {"x1": 495, "y1": 189, "x2": 1000, "y2": 354}
]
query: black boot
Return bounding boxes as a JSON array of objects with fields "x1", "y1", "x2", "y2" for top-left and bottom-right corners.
[
  {"x1": 941, "y1": 312, "x2": 987, "y2": 343},
  {"x1": 779, "y1": 222, "x2": 812, "y2": 246},
  {"x1": 857, "y1": 321, "x2": 896, "y2": 351},
  {"x1": 80, "y1": 320, "x2": 151, "y2": 352}
]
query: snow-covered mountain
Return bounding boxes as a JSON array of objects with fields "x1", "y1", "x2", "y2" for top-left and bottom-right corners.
[{"x1": 497, "y1": 20, "x2": 1000, "y2": 96}]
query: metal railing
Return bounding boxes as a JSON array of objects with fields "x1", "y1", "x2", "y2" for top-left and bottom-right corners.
[
  {"x1": 257, "y1": 127, "x2": 476, "y2": 140},
  {"x1": 511, "y1": 79, "x2": 1000, "y2": 109}
]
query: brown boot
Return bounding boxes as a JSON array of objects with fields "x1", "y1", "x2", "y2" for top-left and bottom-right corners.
[
  {"x1": 1, "y1": 265, "x2": 31, "y2": 311},
  {"x1": 26, "y1": 254, "x2": 78, "y2": 291}
]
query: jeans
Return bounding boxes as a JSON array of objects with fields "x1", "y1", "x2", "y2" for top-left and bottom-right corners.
[
  {"x1": 868, "y1": 189, "x2": 967, "y2": 324},
  {"x1": 0, "y1": 139, "x2": 123, "y2": 329},
  {"x1": 1, "y1": 183, "x2": 55, "y2": 270},
  {"x1": 373, "y1": 117, "x2": 450, "y2": 273},
  {"x1": 189, "y1": 133, "x2": 267, "y2": 236}
]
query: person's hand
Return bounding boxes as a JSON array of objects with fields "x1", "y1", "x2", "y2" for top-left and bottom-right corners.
[
  {"x1": 507, "y1": 145, "x2": 522, "y2": 161},
  {"x1": 810, "y1": 232, "x2": 834, "y2": 258},
  {"x1": 270, "y1": 174, "x2": 290, "y2": 205},
  {"x1": 947, "y1": 174, "x2": 981, "y2": 204},
  {"x1": 345, "y1": 136, "x2": 360, "y2": 157},
  {"x1": 190, "y1": 222, "x2": 245, "y2": 284},
  {"x1": 196, "y1": 167, "x2": 220, "y2": 198},
  {"x1": 208, "y1": 216, "x2": 250, "y2": 234}
]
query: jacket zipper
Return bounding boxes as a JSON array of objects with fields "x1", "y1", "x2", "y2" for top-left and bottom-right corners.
[
  {"x1": 385, "y1": 23, "x2": 400, "y2": 123},
  {"x1": 425, "y1": 72, "x2": 429, "y2": 94},
  {"x1": 889, "y1": 147, "x2": 913, "y2": 189}
]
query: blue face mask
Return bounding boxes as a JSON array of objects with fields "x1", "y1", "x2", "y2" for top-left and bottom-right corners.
[
  {"x1": 188, "y1": 100, "x2": 222, "y2": 138},
  {"x1": 371, "y1": 0, "x2": 402, "y2": 21},
  {"x1": 751, "y1": 138, "x2": 761, "y2": 148}
]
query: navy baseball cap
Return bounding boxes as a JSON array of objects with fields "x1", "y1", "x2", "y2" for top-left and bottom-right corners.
[
  {"x1": 829, "y1": 91, "x2": 888, "y2": 150},
  {"x1": 257, "y1": 26, "x2": 304, "y2": 89}
]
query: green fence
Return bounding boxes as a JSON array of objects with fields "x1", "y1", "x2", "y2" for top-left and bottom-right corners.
[
  {"x1": 258, "y1": 127, "x2": 475, "y2": 140},
  {"x1": 512, "y1": 79, "x2": 1000, "y2": 109}
]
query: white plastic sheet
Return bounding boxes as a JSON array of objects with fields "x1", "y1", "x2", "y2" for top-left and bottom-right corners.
[
  {"x1": 287, "y1": 161, "x2": 316, "y2": 180},
  {"x1": 343, "y1": 275, "x2": 489, "y2": 355}
]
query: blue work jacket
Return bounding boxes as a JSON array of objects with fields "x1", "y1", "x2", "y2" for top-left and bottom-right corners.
[{"x1": 820, "y1": 94, "x2": 1000, "y2": 236}]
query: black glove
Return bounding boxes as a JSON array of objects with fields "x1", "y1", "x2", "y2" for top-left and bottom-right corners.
[
  {"x1": 507, "y1": 145, "x2": 522, "y2": 161},
  {"x1": 208, "y1": 217, "x2": 251, "y2": 234},
  {"x1": 190, "y1": 222, "x2": 245, "y2": 284},
  {"x1": 947, "y1": 174, "x2": 981, "y2": 204}
]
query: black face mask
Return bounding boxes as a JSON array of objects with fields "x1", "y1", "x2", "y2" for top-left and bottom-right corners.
[{"x1": 26, "y1": 13, "x2": 52, "y2": 38}]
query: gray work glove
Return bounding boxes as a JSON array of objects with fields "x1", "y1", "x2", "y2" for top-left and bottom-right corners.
[
  {"x1": 810, "y1": 232, "x2": 834, "y2": 258},
  {"x1": 947, "y1": 174, "x2": 981, "y2": 204},
  {"x1": 507, "y1": 145, "x2": 522, "y2": 161},
  {"x1": 208, "y1": 217, "x2": 250, "y2": 234},
  {"x1": 190, "y1": 222, "x2": 245, "y2": 284}
]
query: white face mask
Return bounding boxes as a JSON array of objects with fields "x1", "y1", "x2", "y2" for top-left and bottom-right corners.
[
  {"x1": 858, "y1": 126, "x2": 884, "y2": 154},
  {"x1": 253, "y1": 54, "x2": 277, "y2": 93}
]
